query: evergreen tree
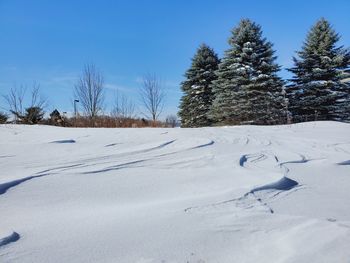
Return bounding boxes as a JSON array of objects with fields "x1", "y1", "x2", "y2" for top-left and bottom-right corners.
[
  {"x1": 210, "y1": 19, "x2": 285, "y2": 125},
  {"x1": 12, "y1": 106, "x2": 44, "y2": 124},
  {"x1": 178, "y1": 44, "x2": 220, "y2": 127},
  {"x1": 287, "y1": 18, "x2": 350, "y2": 122}
]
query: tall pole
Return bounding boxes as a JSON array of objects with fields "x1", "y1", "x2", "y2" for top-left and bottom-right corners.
[{"x1": 74, "y1": 99, "x2": 79, "y2": 127}]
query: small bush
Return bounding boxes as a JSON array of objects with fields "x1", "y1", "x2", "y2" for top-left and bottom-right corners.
[
  {"x1": 12, "y1": 107, "x2": 45, "y2": 124},
  {"x1": 0, "y1": 112, "x2": 8, "y2": 124}
]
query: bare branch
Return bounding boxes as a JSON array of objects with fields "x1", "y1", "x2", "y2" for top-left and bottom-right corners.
[{"x1": 30, "y1": 82, "x2": 48, "y2": 109}]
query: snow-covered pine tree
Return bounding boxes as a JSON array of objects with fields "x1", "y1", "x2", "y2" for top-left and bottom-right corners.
[
  {"x1": 178, "y1": 44, "x2": 220, "y2": 127},
  {"x1": 210, "y1": 19, "x2": 285, "y2": 125},
  {"x1": 287, "y1": 18, "x2": 350, "y2": 122},
  {"x1": 334, "y1": 70, "x2": 350, "y2": 122}
]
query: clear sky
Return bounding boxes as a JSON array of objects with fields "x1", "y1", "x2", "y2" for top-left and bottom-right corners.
[{"x1": 0, "y1": 0, "x2": 349, "y2": 119}]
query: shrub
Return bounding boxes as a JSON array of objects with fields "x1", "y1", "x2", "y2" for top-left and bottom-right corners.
[{"x1": 0, "y1": 112, "x2": 8, "y2": 124}]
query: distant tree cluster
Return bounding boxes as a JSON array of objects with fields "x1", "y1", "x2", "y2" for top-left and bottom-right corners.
[
  {"x1": 179, "y1": 18, "x2": 350, "y2": 127},
  {"x1": 2, "y1": 18, "x2": 348, "y2": 128},
  {"x1": 1, "y1": 63, "x2": 176, "y2": 127}
]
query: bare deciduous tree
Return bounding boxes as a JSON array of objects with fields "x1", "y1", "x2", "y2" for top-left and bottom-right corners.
[
  {"x1": 3, "y1": 85, "x2": 26, "y2": 122},
  {"x1": 3, "y1": 82, "x2": 47, "y2": 123},
  {"x1": 165, "y1": 114, "x2": 178, "y2": 128},
  {"x1": 74, "y1": 64, "x2": 105, "y2": 119},
  {"x1": 111, "y1": 90, "x2": 136, "y2": 120},
  {"x1": 139, "y1": 74, "x2": 165, "y2": 122}
]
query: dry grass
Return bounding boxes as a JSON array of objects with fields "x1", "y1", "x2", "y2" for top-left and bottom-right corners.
[{"x1": 43, "y1": 115, "x2": 173, "y2": 128}]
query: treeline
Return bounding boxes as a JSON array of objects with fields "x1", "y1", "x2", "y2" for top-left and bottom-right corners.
[
  {"x1": 179, "y1": 18, "x2": 350, "y2": 127},
  {"x1": 0, "y1": 69, "x2": 178, "y2": 128}
]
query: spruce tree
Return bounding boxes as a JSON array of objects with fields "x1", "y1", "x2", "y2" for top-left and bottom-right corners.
[
  {"x1": 210, "y1": 19, "x2": 285, "y2": 125},
  {"x1": 178, "y1": 44, "x2": 220, "y2": 127},
  {"x1": 287, "y1": 18, "x2": 350, "y2": 122}
]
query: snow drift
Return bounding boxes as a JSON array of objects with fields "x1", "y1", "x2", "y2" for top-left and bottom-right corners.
[{"x1": 0, "y1": 122, "x2": 350, "y2": 262}]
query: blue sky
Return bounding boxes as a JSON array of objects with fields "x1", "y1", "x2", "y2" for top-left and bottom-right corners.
[{"x1": 0, "y1": 0, "x2": 349, "y2": 119}]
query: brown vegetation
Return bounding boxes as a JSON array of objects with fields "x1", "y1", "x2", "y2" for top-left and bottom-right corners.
[{"x1": 59, "y1": 116, "x2": 173, "y2": 128}]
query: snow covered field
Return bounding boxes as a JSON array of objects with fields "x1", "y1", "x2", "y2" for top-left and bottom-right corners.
[{"x1": 0, "y1": 122, "x2": 350, "y2": 263}]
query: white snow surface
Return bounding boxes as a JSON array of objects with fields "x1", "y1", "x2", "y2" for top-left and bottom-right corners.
[{"x1": 0, "y1": 122, "x2": 350, "y2": 262}]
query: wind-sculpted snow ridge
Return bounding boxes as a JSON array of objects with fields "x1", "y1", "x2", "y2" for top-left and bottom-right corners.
[
  {"x1": 35, "y1": 163, "x2": 84, "y2": 175},
  {"x1": 239, "y1": 153, "x2": 268, "y2": 167},
  {"x1": 185, "y1": 176, "x2": 300, "y2": 214},
  {"x1": 59, "y1": 140, "x2": 177, "y2": 167},
  {"x1": 243, "y1": 153, "x2": 302, "y2": 210},
  {"x1": 337, "y1": 160, "x2": 350, "y2": 165},
  {"x1": 82, "y1": 159, "x2": 147, "y2": 174},
  {"x1": 140, "y1": 140, "x2": 176, "y2": 152},
  {"x1": 104, "y1": 143, "x2": 120, "y2": 147},
  {"x1": 107, "y1": 139, "x2": 176, "y2": 157},
  {"x1": 50, "y1": 139, "x2": 76, "y2": 143},
  {"x1": 0, "y1": 173, "x2": 51, "y2": 195},
  {"x1": 0, "y1": 163, "x2": 88, "y2": 196},
  {"x1": 187, "y1": 151, "x2": 302, "y2": 214},
  {"x1": 0, "y1": 140, "x2": 177, "y2": 196},
  {"x1": 250, "y1": 176, "x2": 299, "y2": 193},
  {"x1": 0, "y1": 155, "x2": 15, "y2": 159},
  {"x1": 243, "y1": 176, "x2": 300, "y2": 214},
  {"x1": 239, "y1": 154, "x2": 248, "y2": 167},
  {"x1": 0, "y1": 232, "x2": 20, "y2": 247},
  {"x1": 81, "y1": 139, "x2": 214, "y2": 174},
  {"x1": 191, "y1": 140, "x2": 214, "y2": 149},
  {"x1": 279, "y1": 154, "x2": 309, "y2": 165}
]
